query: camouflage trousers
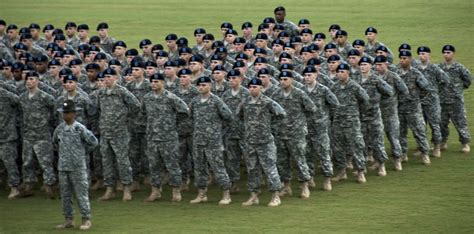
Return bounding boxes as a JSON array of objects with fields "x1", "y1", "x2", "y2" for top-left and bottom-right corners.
[
  {"x1": 361, "y1": 114, "x2": 389, "y2": 164},
  {"x1": 275, "y1": 137, "x2": 311, "y2": 182},
  {"x1": 192, "y1": 143, "x2": 231, "y2": 190},
  {"x1": 59, "y1": 170, "x2": 91, "y2": 219},
  {"x1": 306, "y1": 127, "x2": 334, "y2": 177},
  {"x1": 399, "y1": 110, "x2": 430, "y2": 154},
  {"x1": 100, "y1": 136, "x2": 133, "y2": 187},
  {"x1": 441, "y1": 101, "x2": 471, "y2": 144},
  {"x1": 331, "y1": 118, "x2": 367, "y2": 171},
  {"x1": 0, "y1": 141, "x2": 20, "y2": 187},
  {"x1": 224, "y1": 138, "x2": 244, "y2": 183},
  {"x1": 129, "y1": 131, "x2": 148, "y2": 179},
  {"x1": 146, "y1": 140, "x2": 182, "y2": 188},
  {"x1": 381, "y1": 107, "x2": 403, "y2": 158},
  {"x1": 422, "y1": 96, "x2": 442, "y2": 145},
  {"x1": 178, "y1": 134, "x2": 193, "y2": 181},
  {"x1": 22, "y1": 139, "x2": 57, "y2": 185},
  {"x1": 245, "y1": 142, "x2": 282, "y2": 192},
  {"x1": 91, "y1": 140, "x2": 103, "y2": 180}
]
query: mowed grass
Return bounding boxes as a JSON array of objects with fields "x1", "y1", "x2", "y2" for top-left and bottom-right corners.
[{"x1": 0, "y1": 0, "x2": 473, "y2": 233}]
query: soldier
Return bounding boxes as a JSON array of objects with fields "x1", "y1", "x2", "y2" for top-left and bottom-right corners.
[
  {"x1": 353, "y1": 57, "x2": 393, "y2": 176},
  {"x1": 331, "y1": 63, "x2": 370, "y2": 183},
  {"x1": 241, "y1": 22, "x2": 254, "y2": 44},
  {"x1": 302, "y1": 66, "x2": 339, "y2": 190},
  {"x1": 77, "y1": 24, "x2": 90, "y2": 46},
  {"x1": 125, "y1": 60, "x2": 151, "y2": 191},
  {"x1": 397, "y1": 51, "x2": 434, "y2": 165},
  {"x1": 189, "y1": 76, "x2": 233, "y2": 205},
  {"x1": 19, "y1": 71, "x2": 57, "y2": 198},
  {"x1": 173, "y1": 68, "x2": 200, "y2": 190},
  {"x1": 163, "y1": 60, "x2": 180, "y2": 91},
  {"x1": 139, "y1": 39, "x2": 154, "y2": 62},
  {"x1": 53, "y1": 100, "x2": 98, "y2": 230},
  {"x1": 273, "y1": 6, "x2": 298, "y2": 37},
  {"x1": 64, "y1": 22, "x2": 80, "y2": 50},
  {"x1": 271, "y1": 71, "x2": 316, "y2": 198},
  {"x1": 335, "y1": 30, "x2": 353, "y2": 59},
  {"x1": 259, "y1": 68, "x2": 279, "y2": 97},
  {"x1": 374, "y1": 55, "x2": 408, "y2": 171},
  {"x1": 165, "y1": 34, "x2": 179, "y2": 61},
  {"x1": 96, "y1": 22, "x2": 116, "y2": 55},
  {"x1": 192, "y1": 28, "x2": 206, "y2": 55},
  {"x1": 56, "y1": 74, "x2": 94, "y2": 128},
  {"x1": 364, "y1": 27, "x2": 393, "y2": 63},
  {"x1": 211, "y1": 64, "x2": 230, "y2": 97},
  {"x1": 0, "y1": 86, "x2": 21, "y2": 199},
  {"x1": 415, "y1": 46, "x2": 450, "y2": 157},
  {"x1": 96, "y1": 68, "x2": 141, "y2": 201},
  {"x1": 221, "y1": 71, "x2": 249, "y2": 193},
  {"x1": 438, "y1": 45, "x2": 471, "y2": 153},
  {"x1": 142, "y1": 73, "x2": 189, "y2": 202},
  {"x1": 236, "y1": 78, "x2": 284, "y2": 206}
]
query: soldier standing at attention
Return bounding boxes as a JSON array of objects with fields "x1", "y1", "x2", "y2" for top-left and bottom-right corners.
[
  {"x1": 19, "y1": 71, "x2": 57, "y2": 198},
  {"x1": 438, "y1": 45, "x2": 472, "y2": 153},
  {"x1": 96, "y1": 22, "x2": 116, "y2": 55},
  {"x1": 97, "y1": 68, "x2": 141, "y2": 202},
  {"x1": 189, "y1": 76, "x2": 233, "y2": 205},
  {"x1": 330, "y1": 63, "x2": 370, "y2": 184},
  {"x1": 142, "y1": 73, "x2": 189, "y2": 202},
  {"x1": 396, "y1": 51, "x2": 434, "y2": 165},
  {"x1": 54, "y1": 100, "x2": 98, "y2": 230},
  {"x1": 273, "y1": 6, "x2": 299, "y2": 37},
  {"x1": 271, "y1": 71, "x2": 316, "y2": 199},
  {"x1": 237, "y1": 78, "x2": 285, "y2": 206}
]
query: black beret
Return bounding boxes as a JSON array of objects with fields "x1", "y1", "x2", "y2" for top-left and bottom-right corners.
[
  {"x1": 96, "y1": 22, "x2": 109, "y2": 31},
  {"x1": 358, "y1": 56, "x2": 373, "y2": 65},
  {"x1": 442, "y1": 44, "x2": 455, "y2": 52},
  {"x1": 165, "y1": 33, "x2": 178, "y2": 41},
  {"x1": 65, "y1": 22, "x2": 77, "y2": 29},
  {"x1": 365, "y1": 27, "x2": 377, "y2": 35},
  {"x1": 398, "y1": 43, "x2": 411, "y2": 51},
  {"x1": 417, "y1": 46, "x2": 431, "y2": 54},
  {"x1": 352, "y1": 39, "x2": 365, "y2": 47},
  {"x1": 279, "y1": 70, "x2": 293, "y2": 78},
  {"x1": 196, "y1": 76, "x2": 212, "y2": 85},
  {"x1": 241, "y1": 22, "x2": 253, "y2": 29},
  {"x1": 220, "y1": 22, "x2": 233, "y2": 29},
  {"x1": 303, "y1": 66, "x2": 317, "y2": 74},
  {"x1": 63, "y1": 74, "x2": 77, "y2": 83},
  {"x1": 248, "y1": 78, "x2": 262, "y2": 87},
  {"x1": 194, "y1": 28, "x2": 206, "y2": 35},
  {"x1": 77, "y1": 24, "x2": 89, "y2": 31},
  {"x1": 298, "y1": 19, "x2": 310, "y2": 25},
  {"x1": 327, "y1": 54, "x2": 341, "y2": 62},
  {"x1": 374, "y1": 55, "x2": 387, "y2": 63},
  {"x1": 227, "y1": 69, "x2": 241, "y2": 77},
  {"x1": 336, "y1": 63, "x2": 350, "y2": 71},
  {"x1": 103, "y1": 68, "x2": 117, "y2": 76},
  {"x1": 139, "y1": 39, "x2": 152, "y2": 48},
  {"x1": 313, "y1": 32, "x2": 326, "y2": 40},
  {"x1": 178, "y1": 68, "x2": 192, "y2": 76},
  {"x1": 149, "y1": 73, "x2": 165, "y2": 81},
  {"x1": 398, "y1": 50, "x2": 412, "y2": 58}
]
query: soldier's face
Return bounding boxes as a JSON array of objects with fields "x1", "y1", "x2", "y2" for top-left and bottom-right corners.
[
  {"x1": 163, "y1": 66, "x2": 175, "y2": 77},
  {"x1": 87, "y1": 70, "x2": 98, "y2": 80},
  {"x1": 280, "y1": 77, "x2": 292, "y2": 88},
  {"x1": 328, "y1": 61, "x2": 340, "y2": 72},
  {"x1": 64, "y1": 80, "x2": 77, "y2": 92},
  {"x1": 301, "y1": 52, "x2": 313, "y2": 62},
  {"x1": 304, "y1": 73, "x2": 317, "y2": 85},
  {"x1": 244, "y1": 49, "x2": 254, "y2": 58},
  {"x1": 354, "y1": 45, "x2": 365, "y2": 54},
  {"x1": 254, "y1": 63, "x2": 266, "y2": 71},
  {"x1": 283, "y1": 47, "x2": 295, "y2": 55},
  {"x1": 114, "y1": 46, "x2": 126, "y2": 57},
  {"x1": 44, "y1": 30, "x2": 54, "y2": 39},
  {"x1": 156, "y1": 57, "x2": 168, "y2": 66},
  {"x1": 359, "y1": 63, "x2": 372, "y2": 73},
  {"x1": 301, "y1": 33, "x2": 312, "y2": 43},
  {"x1": 78, "y1": 29, "x2": 88, "y2": 39},
  {"x1": 280, "y1": 58, "x2": 291, "y2": 65},
  {"x1": 98, "y1": 29, "x2": 107, "y2": 38},
  {"x1": 142, "y1": 45, "x2": 152, "y2": 54},
  {"x1": 62, "y1": 111, "x2": 76, "y2": 123},
  {"x1": 256, "y1": 39, "x2": 266, "y2": 49},
  {"x1": 314, "y1": 38, "x2": 325, "y2": 47},
  {"x1": 348, "y1": 56, "x2": 360, "y2": 66},
  {"x1": 7, "y1": 29, "x2": 18, "y2": 40},
  {"x1": 195, "y1": 34, "x2": 204, "y2": 43},
  {"x1": 104, "y1": 75, "x2": 116, "y2": 88},
  {"x1": 225, "y1": 34, "x2": 236, "y2": 43},
  {"x1": 210, "y1": 60, "x2": 222, "y2": 70},
  {"x1": 49, "y1": 66, "x2": 61, "y2": 76},
  {"x1": 249, "y1": 85, "x2": 261, "y2": 97},
  {"x1": 399, "y1": 56, "x2": 411, "y2": 68},
  {"x1": 179, "y1": 75, "x2": 191, "y2": 86},
  {"x1": 234, "y1": 43, "x2": 244, "y2": 52},
  {"x1": 242, "y1": 28, "x2": 252, "y2": 37},
  {"x1": 35, "y1": 62, "x2": 48, "y2": 73},
  {"x1": 418, "y1": 52, "x2": 430, "y2": 63},
  {"x1": 366, "y1": 32, "x2": 376, "y2": 42},
  {"x1": 272, "y1": 44, "x2": 283, "y2": 53},
  {"x1": 25, "y1": 76, "x2": 38, "y2": 89},
  {"x1": 274, "y1": 11, "x2": 285, "y2": 22},
  {"x1": 337, "y1": 70, "x2": 349, "y2": 82},
  {"x1": 229, "y1": 76, "x2": 241, "y2": 88},
  {"x1": 151, "y1": 79, "x2": 164, "y2": 91},
  {"x1": 71, "y1": 65, "x2": 82, "y2": 74},
  {"x1": 375, "y1": 62, "x2": 388, "y2": 74},
  {"x1": 259, "y1": 75, "x2": 270, "y2": 85},
  {"x1": 66, "y1": 27, "x2": 76, "y2": 37},
  {"x1": 198, "y1": 83, "x2": 211, "y2": 94},
  {"x1": 166, "y1": 40, "x2": 177, "y2": 49},
  {"x1": 442, "y1": 51, "x2": 454, "y2": 61},
  {"x1": 212, "y1": 71, "x2": 225, "y2": 82},
  {"x1": 189, "y1": 62, "x2": 201, "y2": 72},
  {"x1": 132, "y1": 68, "x2": 144, "y2": 79}
]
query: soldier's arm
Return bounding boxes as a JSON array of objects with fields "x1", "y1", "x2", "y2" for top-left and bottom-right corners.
[
  {"x1": 268, "y1": 99, "x2": 286, "y2": 118},
  {"x1": 325, "y1": 88, "x2": 340, "y2": 108},
  {"x1": 393, "y1": 74, "x2": 409, "y2": 95},
  {"x1": 39, "y1": 82, "x2": 58, "y2": 97},
  {"x1": 216, "y1": 98, "x2": 233, "y2": 121},
  {"x1": 356, "y1": 85, "x2": 370, "y2": 109},
  {"x1": 377, "y1": 77, "x2": 394, "y2": 96},
  {"x1": 301, "y1": 91, "x2": 317, "y2": 113},
  {"x1": 416, "y1": 73, "x2": 435, "y2": 93},
  {"x1": 52, "y1": 126, "x2": 59, "y2": 148},
  {"x1": 0, "y1": 81, "x2": 18, "y2": 94},
  {"x1": 122, "y1": 88, "x2": 141, "y2": 111},
  {"x1": 84, "y1": 95, "x2": 97, "y2": 119},
  {"x1": 435, "y1": 65, "x2": 450, "y2": 86},
  {"x1": 172, "y1": 94, "x2": 190, "y2": 116},
  {"x1": 80, "y1": 125, "x2": 99, "y2": 148},
  {"x1": 2, "y1": 87, "x2": 20, "y2": 106},
  {"x1": 459, "y1": 65, "x2": 472, "y2": 89}
]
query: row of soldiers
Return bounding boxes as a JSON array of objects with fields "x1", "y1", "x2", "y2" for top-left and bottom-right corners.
[{"x1": 0, "y1": 9, "x2": 472, "y2": 214}]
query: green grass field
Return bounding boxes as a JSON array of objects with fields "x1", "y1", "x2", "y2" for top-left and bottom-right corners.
[{"x1": 0, "y1": 0, "x2": 473, "y2": 233}]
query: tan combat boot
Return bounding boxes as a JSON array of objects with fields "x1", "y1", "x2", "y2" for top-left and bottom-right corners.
[
  {"x1": 130, "y1": 180, "x2": 140, "y2": 192},
  {"x1": 79, "y1": 218, "x2": 92, "y2": 230},
  {"x1": 45, "y1": 185, "x2": 55, "y2": 199},
  {"x1": 432, "y1": 144, "x2": 441, "y2": 158},
  {"x1": 462, "y1": 144, "x2": 470, "y2": 154},
  {"x1": 346, "y1": 159, "x2": 354, "y2": 170},
  {"x1": 368, "y1": 161, "x2": 380, "y2": 171},
  {"x1": 230, "y1": 182, "x2": 240, "y2": 194},
  {"x1": 401, "y1": 154, "x2": 408, "y2": 162},
  {"x1": 308, "y1": 177, "x2": 316, "y2": 188},
  {"x1": 171, "y1": 187, "x2": 182, "y2": 202},
  {"x1": 300, "y1": 182, "x2": 310, "y2": 199},
  {"x1": 122, "y1": 185, "x2": 132, "y2": 201},
  {"x1": 98, "y1": 187, "x2": 115, "y2": 201},
  {"x1": 367, "y1": 151, "x2": 375, "y2": 163},
  {"x1": 332, "y1": 169, "x2": 347, "y2": 182},
  {"x1": 440, "y1": 142, "x2": 448, "y2": 150},
  {"x1": 279, "y1": 181, "x2": 292, "y2": 197},
  {"x1": 394, "y1": 158, "x2": 403, "y2": 171},
  {"x1": 323, "y1": 177, "x2": 332, "y2": 191},
  {"x1": 116, "y1": 183, "x2": 123, "y2": 191},
  {"x1": 21, "y1": 183, "x2": 34, "y2": 197},
  {"x1": 8, "y1": 187, "x2": 20, "y2": 199},
  {"x1": 377, "y1": 163, "x2": 387, "y2": 176},
  {"x1": 218, "y1": 190, "x2": 232, "y2": 205},
  {"x1": 190, "y1": 188, "x2": 208, "y2": 204},
  {"x1": 421, "y1": 154, "x2": 431, "y2": 165},
  {"x1": 241, "y1": 192, "x2": 259, "y2": 206},
  {"x1": 56, "y1": 218, "x2": 74, "y2": 229},
  {"x1": 180, "y1": 178, "x2": 190, "y2": 191},
  {"x1": 91, "y1": 179, "x2": 104, "y2": 191},
  {"x1": 357, "y1": 171, "x2": 367, "y2": 183},
  {"x1": 268, "y1": 192, "x2": 281, "y2": 207},
  {"x1": 413, "y1": 149, "x2": 423, "y2": 157},
  {"x1": 145, "y1": 186, "x2": 162, "y2": 202}
]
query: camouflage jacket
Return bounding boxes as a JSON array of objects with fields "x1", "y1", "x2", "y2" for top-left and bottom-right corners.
[
  {"x1": 125, "y1": 79, "x2": 151, "y2": 133},
  {"x1": 379, "y1": 70, "x2": 408, "y2": 111},
  {"x1": 222, "y1": 86, "x2": 249, "y2": 140},
  {"x1": 0, "y1": 87, "x2": 20, "y2": 142},
  {"x1": 330, "y1": 79, "x2": 369, "y2": 126},
  {"x1": 396, "y1": 66, "x2": 434, "y2": 114},
  {"x1": 438, "y1": 61, "x2": 472, "y2": 104},
  {"x1": 416, "y1": 63, "x2": 450, "y2": 105},
  {"x1": 173, "y1": 85, "x2": 200, "y2": 136},
  {"x1": 56, "y1": 91, "x2": 96, "y2": 126},
  {"x1": 20, "y1": 89, "x2": 56, "y2": 140},
  {"x1": 302, "y1": 83, "x2": 339, "y2": 130},
  {"x1": 353, "y1": 72, "x2": 394, "y2": 121}
]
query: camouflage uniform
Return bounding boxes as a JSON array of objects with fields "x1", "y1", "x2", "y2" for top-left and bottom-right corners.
[
  {"x1": 56, "y1": 91, "x2": 95, "y2": 126},
  {"x1": 379, "y1": 70, "x2": 408, "y2": 158},
  {"x1": 236, "y1": 93, "x2": 285, "y2": 192},
  {"x1": 271, "y1": 87, "x2": 316, "y2": 182},
  {"x1": 33, "y1": 37, "x2": 48, "y2": 49},
  {"x1": 397, "y1": 66, "x2": 434, "y2": 155},
  {"x1": 303, "y1": 83, "x2": 339, "y2": 178},
  {"x1": 353, "y1": 72, "x2": 394, "y2": 164},
  {"x1": 66, "y1": 36, "x2": 81, "y2": 50},
  {"x1": 221, "y1": 86, "x2": 249, "y2": 185},
  {"x1": 87, "y1": 87, "x2": 103, "y2": 181},
  {"x1": 125, "y1": 79, "x2": 151, "y2": 181},
  {"x1": 189, "y1": 93, "x2": 232, "y2": 190},
  {"x1": 330, "y1": 79, "x2": 370, "y2": 171},
  {"x1": 212, "y1": 81, "x2": 230, "y2": 98},
  {"x1": 173, "y1": 85, "x2": 200, "y2": 182},
  {"x1": 416, "y1": 63, "x2": 450, "y2": 145},
  {"x1": 438, "y1": 61, "x2": 472, "y2": 144},
  {"x1": 53, "y1": 121, "x2": 98, "y2": 220},
  {"x1": 20, "y1": 89, "x2": 57, "y2": 186},
  {"x1": 164, "y1": 77, "x2": 180, "y2": 91},
  {"x1": 97, "y1": 84, "x2": 141, "y2": 187},
  {"x1": 0, "y1": 87, "x2": 21, "y2": 188},
  {"x1": 0, "y1": 43, "x2": 15, "y2": 62},
  {"x1": 142, "y1": 90, "x2": 189, "y2": 188},
  {"x1": 100, "y1": 37, "x2": 117, "y2": 55}
]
